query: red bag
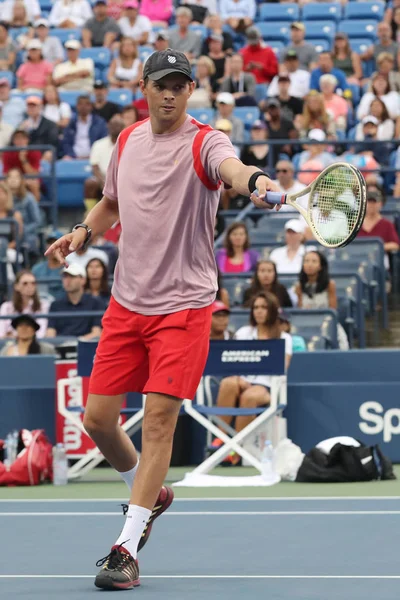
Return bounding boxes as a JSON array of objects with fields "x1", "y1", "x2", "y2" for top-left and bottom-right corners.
[{"x1": 0, "y1": 429, "x2": 53, "y2": 486}]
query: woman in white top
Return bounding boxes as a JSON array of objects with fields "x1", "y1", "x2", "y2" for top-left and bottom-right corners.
[
  {"x1": 108, "y1": 37, "x2": 142, "y2": 90},
  {"x1": 355, "y1": 98, "x2": 395, "y2": 142},
  {"x1": 357, "y1": 74, "x2": 400, "y2": 121},
  {"x1": 48, "y1": 0, "x2": 93, "y2": 28},
  {"x1": 0, "y1": 270, "x2": 49, "y2": 338},
  {"x1": 42, "y1": 84, "x2": 72, "y2": 129},
  {"x1": 214, "y1": 291, "x2": 292, "y2": 439}
]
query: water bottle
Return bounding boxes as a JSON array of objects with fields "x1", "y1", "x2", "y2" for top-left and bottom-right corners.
[
  {"x1": 4, "y1": 431, "x2": 18, "y2": 467},
  {"x1": 53, "y1": 443, "x2": 68, "y2": 486},
  {"x1": 260, "y1": 440, "x2": 276, "y2": 483}
]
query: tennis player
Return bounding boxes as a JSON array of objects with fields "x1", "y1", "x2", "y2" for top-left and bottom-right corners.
[{"x1": 46, "y1": 49, "x2": 279, "y2": 590}]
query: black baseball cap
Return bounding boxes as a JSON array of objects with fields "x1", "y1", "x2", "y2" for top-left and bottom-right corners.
[{"x1": 143, "y1": 49, "x2": 193, "y2": 81}]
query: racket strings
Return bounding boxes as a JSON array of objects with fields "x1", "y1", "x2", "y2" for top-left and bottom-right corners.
[{"x1": 309, "y1": 166, "x2": 362, "y2": 246}]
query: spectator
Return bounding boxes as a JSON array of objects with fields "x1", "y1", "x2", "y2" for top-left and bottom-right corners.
[
  {"x1": 278, "y1": 309, "x2": 307, "y2": 352},
  {"x1": 92, "y1": 80, "x2": 121, "y2": 121},
  {"x1": 297, "y1": 129, "x2": 335, "y2": 186},
  {"x1": 391, "y1": 6, "x2": 400, "y2": 44},
  {"x1": 16, "y1": 39, "x2": 53, "y2": 92},
  {"x1": 181, "y1": 0, "x2": 217, "y2": 25},
  {"x1": 269, "y1": 73, "x2": 303, "y2": 123},
  {"x1": 332, "y1": 32, "x2": 362, "y2": 85},
  {"x1": 0, "y1": 77, "x2": 25, "y2": 128},
  {"x1": 206, "y1": 33, "x2": 228, "y2": 83},
  {"x1": 0, "y1": 101, "x2": 14, "y2": 147},
  {"x1": 213, "y1": 92, "x2": 244, "y2": 143},
  {"x1": 240, "y1": 120, "x2": 270, "y2": 170},
  {"x1": 273, "y1": 159, "x2": 306, "y2": 211},
  {"x1": 215, "y1": 221, "x2": 259, "y2": 274},
  {"x1": 0, "y1": 270, "x2": 49, "y2": 339},
  {"x1": 18, "y1": 95, "x2": 59, "y2": 159},
  {"x1": 118, "y1": 0, "x2": 153, "y2": 45},
  {"x1": 201, "y1": 14, "x2": 233, "y2": 56},
  {"x1": 353, "y1": 115, "x2": 391, "y2": 165},
  {"x1": 32, "y1": 230, "x2": 64, "y2": 298},
  {"x1": 358, "y1": 190, "x2": 400, "y2": 261},
  {"x1": 295, "y1": 91, "x2": 336, "y2": 138},
  {"x1": 0, "y1": 21, "x2": 16, "y2": 72},
  {"x1": 140, "y1": 0, "x2": 173, "y2": 27},
  {"x1": 240, "y1": 27, "x2": 278, "y2": 85},
  {"x1": 85, "y1": 257, "x2": 111, "y2": 306},
  {"x1": 394, "y1": 146, "x2": 400, "y2": 198},
  {"x1": 357, "y1": 73, "x2": 400, "y2": 121},
  {"x1": 361, "y1": 22, "x2": 400, "y2": 70},
  {"x1": 62, "y1": 94, "x2": 108, "y2": 159},
  {"x1": 310, "y1": 52, "x2": 349, "y2": 94},
  {"x1": 2, "y1": 129, "x2": 41, "y2": 199},
  {"x1": 0, "y1": 315, "x2": 56, "y2": 356},
  {"x1": 219, "y1": 0, "x2": 256, "y2": 33},
  {"x1": 369, "y1": 52, "x2": 400, "y2": 93},
  {"x1": 82, "y1": 0, "x2": 120, "y2": 48},
  {"x1": 31, "y1": 18, "x2": 64, "y2": 64},
  {"x1": 280, "y1": 23, "x2": 318, "y2": 71},
  {"x1": 189, "y1": 55, "x2": 217, "y2": 108},
  {"x1": 295, "y1": 250, "x2": 349, "y2": 350},
  {"x1": 220, "y1": 53, "x2": 256, "y2": 106},
  {"x1": 213, "y1": 292, "x2": 292, "y2": 446},
  {"x1": 84, "y1": 114, "x2": 124, "y2": 212},
  {"x1": 0, "y1": 179, "x2": 23, "y2": 277},
  {"x1": 66, "y1": 238, "x2": 109, "y2": 269},
  {"x1": 107, "y1": 37, "x2": 143, "y2": 91},
  {"x1": 48, "y1": 0, "x2": 93, "y2": 29},
  {"x1": 121, "y1": 104, "x2": 139, "y2": 127},
  {"x1": 214, "y1": 118, "x2": 240, "y2": 156},
  {"x1": 42, "y1": 84, "x2": 72, "y2": 130},
  {"x1": 268, "y1": 50, "x2": 310, "y2": 100},
  {"x1": 216, "y1": 269, "x2": 230, "y2": 307},
  {"x1": 167, "y1": 7, "x2": 201, "y2": 60},
  {"x1": 262, "y1": 98, "x2": 297, "y2": 162},
  {"x1": 6, "y1": 168, "x2": 41, "y2": 254},
  {"x1": 1, "y1": 0, "x2": 40, "y2": 24},
  {"x1": 269, "y1": 219, "x2": 306, "y2": 275},
  {"x1": 320, "y1": 74, "x2": 349, "y2": 133},
  {"x1": 53, "y1": 39, "x2": 95, "y2": 93},
  {"x1": 46, "y1": 264, "x2": 103, "y2": 338},
  {"x1": 355, "y1": 102, "x2": 395, "y2": 141},
  {"x1": 8, "y1": 1, "x2": 31, "y2": 28},
  {"x1": 209, "y1": 300, "x2": 231, "y2": 340},
  {"x1": 153, "y1": 29, "x2": 169, "y2": 52},
  {"x1": 243, "y1": 260, "x2": 293, "y2": 308}
]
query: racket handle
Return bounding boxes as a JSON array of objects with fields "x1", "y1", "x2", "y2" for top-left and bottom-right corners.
[{"x1": 264, "y1": 192, "x2": 287, "y2": 205}]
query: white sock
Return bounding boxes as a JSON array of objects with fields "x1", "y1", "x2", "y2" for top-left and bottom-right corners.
[
  {"x1": 115, "y1": 504, "x2": 152, "y2": 559},
  {"x1": 118, "y1": 461, "x2": 139, "y2": 492}
]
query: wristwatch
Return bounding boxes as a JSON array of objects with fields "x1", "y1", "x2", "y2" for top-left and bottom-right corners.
[{"x1": 72, "y1": 223, "x2": 92, "y2": 252}]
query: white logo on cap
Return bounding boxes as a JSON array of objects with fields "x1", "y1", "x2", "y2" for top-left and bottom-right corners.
[{"x1": 167, "y1": 55, "x2": 176, "y2": 63}]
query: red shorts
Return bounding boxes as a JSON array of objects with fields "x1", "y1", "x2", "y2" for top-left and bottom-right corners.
[{"x1": 89, "y1": 296, "x2": 212, "y2": 399}]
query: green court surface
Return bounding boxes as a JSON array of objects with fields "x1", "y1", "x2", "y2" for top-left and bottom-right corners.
[{"x1": 1, "y1": 465, "x2": 399, "y2": 500}]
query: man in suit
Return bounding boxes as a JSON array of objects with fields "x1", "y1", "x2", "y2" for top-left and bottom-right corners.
[{"x1": 18, "y1": 96, "x2": 59, "y2": 161}]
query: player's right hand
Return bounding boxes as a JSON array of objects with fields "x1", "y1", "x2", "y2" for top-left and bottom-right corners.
[{"x1": 44, "y1": 228, "x2": 87, "y2": 266}]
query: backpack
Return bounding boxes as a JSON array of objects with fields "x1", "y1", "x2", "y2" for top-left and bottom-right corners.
[{"x1": 0, "y1": 429, "x2": 53, "y2": 486}]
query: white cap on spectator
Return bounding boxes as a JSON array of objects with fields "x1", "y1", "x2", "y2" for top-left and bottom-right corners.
[
  {"x1": 35, "y1": 18, "x2": 49, "y2": 27},
  {"x1": 63, "y1": 264, "x2": 86, "y2": 278},
  {"x1": 362, "y1": 115, "x2": 379, "y2": 126},
  {"x1": 65, "y1": 39, "x2": 81, "y2": 50},
  {"x1": 216, "y1": 92, "x2": 235, "y2": 106},
  {"x1": 27, "y1": 39, "x2": 43, "y2": 50},
  {"x1": 285, "y1": 219, "x2": 305, "y2": 233},
  {"x1": 308, "y1": 129, "x2": 326, "y2": 142}
]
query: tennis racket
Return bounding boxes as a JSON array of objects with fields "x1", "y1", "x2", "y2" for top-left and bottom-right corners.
[{"x1": 260, "y1": 163, "x2": 367, "y2": 248}]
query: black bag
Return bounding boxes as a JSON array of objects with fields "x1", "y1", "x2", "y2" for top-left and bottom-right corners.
[{"x1": 296, "y1": 441, "x2": 396, "y2": 483}]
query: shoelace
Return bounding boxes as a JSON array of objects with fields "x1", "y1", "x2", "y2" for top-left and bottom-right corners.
[{"x1": 96, "y1": 541, "x2": 130, "y2": 570}]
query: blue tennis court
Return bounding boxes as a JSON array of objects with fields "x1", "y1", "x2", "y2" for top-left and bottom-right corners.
[{"x1": 0, "y1": 497, "x2": 399, "y2": 599}]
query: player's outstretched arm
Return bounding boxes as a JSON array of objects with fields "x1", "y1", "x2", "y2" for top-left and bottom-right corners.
[
  {"x1": 219, "y1": 158, "x2": 280, "y2": 209},
  {"x1": 45, "y1": 196, "x2": 119, "y2": 266}
]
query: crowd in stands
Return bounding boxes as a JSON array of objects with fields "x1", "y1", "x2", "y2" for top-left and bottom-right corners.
[{"x1": 0, "y1": 0, "x2": 399, "y2": 371}]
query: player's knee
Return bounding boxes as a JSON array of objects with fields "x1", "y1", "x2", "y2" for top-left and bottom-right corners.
[
  {"x1": 83, "y1": 411, "x2": 112, "y2": 438},
  {"x1": 219, "y1": 376, "x2": 239, "y2": 392},
  {"x1": 142, "y1": 407, "x2": 176, "y2": 444}
]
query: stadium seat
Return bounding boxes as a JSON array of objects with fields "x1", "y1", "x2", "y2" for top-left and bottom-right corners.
[
  {"x1": 58, "y1": 90, "x2": 83, "y2": 107},
  {"x1": 255, "y1": 83, "x2": 268, "y2": 103},
  {"x1": 221, "y1": 276, "x2": 252, "y2": 306},
  {"x1": 308, "y1": 39, "x2": 331, "y2": 52},
  {"x1": 256, "y1": 22, "x2": 290, "y2": 43},
  {"x1": 343, "y1": 1, "x2": 385, "y2": 22},
  {"x1": 302, "y1": 3, "x2": 342, "y2": 23},
  {"x1": 0, "y1": 71, "x2": 14, "y2": 87},
  {"x1": 188, "y1": 24, "x2": 208, "y2": 39},
  {"x1": 303, "y1": 21, "x2": 336, "y2": 42},
  {"x1": 349, "y1": 38, "x2": 373, "y2": 54},
  {"x1": 39, "y1": 0, "x2": 53, "y2": 10},
  {"x1": 80, "y1": 47, "x2": 111, "y2": 69},
  {"x1": 8, "y1": 27, "x2": 29, "y2": 41},
  {"x1": 51, "y1": 28, "x2": 82, "y2": 44},
  {"x1": 139, "y1": 46, "x2": 153, "y2": 63},
  {"x1": 107, "y1": 89, "x2": 133, "y2": 106},
  {"x1": 270, "y1": 41, "x2": 285, "y2": 56},
  {"x1": 339, "y1": 20, "x2": 377, "y2": 42},
  {"x1": 233, "y1": 106, "x2": 259, "y2": 128},
  {"x1": 188, "y1": 108, "x2": 214, "y2": 124},
  {"x1": 258, "y1": 3, "x2": 299, "y2": 22},
  {"x1": 55, "y1": 160, "x2": 92, "y2": 207}
]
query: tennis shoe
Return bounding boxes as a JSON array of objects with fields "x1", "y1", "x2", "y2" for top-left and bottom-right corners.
[{"x1": 94, "y1": 542, "x2": 140, "y2": 590}]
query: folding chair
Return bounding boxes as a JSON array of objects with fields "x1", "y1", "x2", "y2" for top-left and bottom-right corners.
[{"x1": 184, "y1": 339, "x2": 287, "y2": 475}]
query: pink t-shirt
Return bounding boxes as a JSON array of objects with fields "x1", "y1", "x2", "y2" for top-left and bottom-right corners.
[
  {"x1": 17, "y1": 61, "x2": 53, "y2": 90},
  {"x1": 140, "y1": 0, "x2": 173, "y2": 22},
  {"x1": 324, "y1": 95, "x2": 348, "y2": 120},
  {"x1": 103, "y1": 115, "x2": 239, "y2": 315}
]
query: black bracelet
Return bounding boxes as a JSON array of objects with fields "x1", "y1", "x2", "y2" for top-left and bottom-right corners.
[{"x1": 248, "y1": 171, "x2": 270, "y2": 194}]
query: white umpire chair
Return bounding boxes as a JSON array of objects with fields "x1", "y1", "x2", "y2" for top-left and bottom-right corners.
[{"x1": 184, "y1": 339, "x2": 287, "y2": 475}]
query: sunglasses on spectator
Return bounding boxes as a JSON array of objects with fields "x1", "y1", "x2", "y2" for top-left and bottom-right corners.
[{"x1": 276, "y1": 168, "x2": 289, "y2": 173}]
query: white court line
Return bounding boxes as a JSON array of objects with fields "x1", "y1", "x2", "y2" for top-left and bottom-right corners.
[
  {"x1": 1, "y1": 511, "x2": 400, "y2": 517},
  {"x1": 0, "y1": 575, "x2": 400, "y2": 580},
  {"x1": 0, "y1": 496, "x2": 400, "y2": 503}
]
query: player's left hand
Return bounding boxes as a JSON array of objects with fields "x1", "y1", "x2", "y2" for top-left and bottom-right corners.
[{"x1": 250, "y1": 176, "x2": 281, "y2": 211}]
